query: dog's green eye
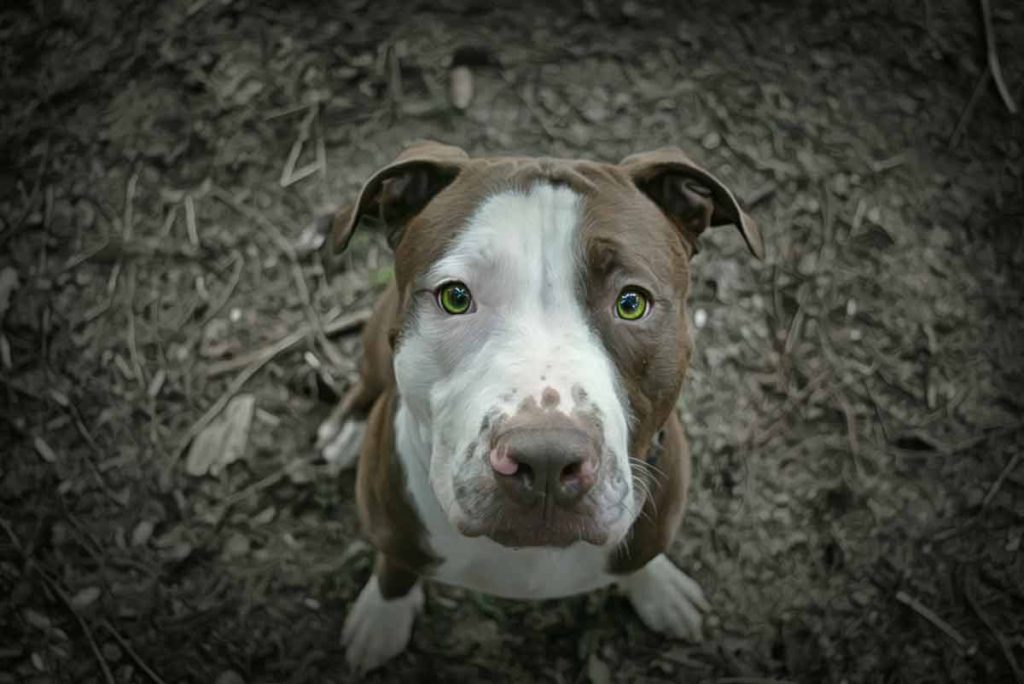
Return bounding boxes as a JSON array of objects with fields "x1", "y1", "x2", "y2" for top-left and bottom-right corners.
[
  {"x1": 438, "y1": 282, "x2": 472, "y2": 315},
  {"x1": 615, "y1": 288, "x2": 649, "y2": 321}
]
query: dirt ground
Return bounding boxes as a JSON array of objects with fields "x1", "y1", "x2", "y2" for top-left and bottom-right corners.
[{"x1": 2, "y1": 1, "x2": 1023, "y2": 682}]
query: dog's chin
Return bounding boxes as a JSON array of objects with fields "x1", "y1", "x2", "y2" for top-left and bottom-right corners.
[{"x1": 452, "y1": 509, "x2": 629, "y2": 549}]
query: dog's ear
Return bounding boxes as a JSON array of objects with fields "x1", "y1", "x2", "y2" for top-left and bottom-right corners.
[
  {"x1": 620, "y1": 147, "x2": 764, "y2": 260},
  {"x1": 329, "y1": 141, "x2": 468, "y2": 255}
]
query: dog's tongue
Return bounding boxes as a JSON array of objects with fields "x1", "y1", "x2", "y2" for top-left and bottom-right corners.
[{"x1": 489, "y1": 447, "x2": 519, "y2": 475}]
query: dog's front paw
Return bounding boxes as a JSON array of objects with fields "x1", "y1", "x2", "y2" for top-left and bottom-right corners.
[
  {"x1": 620, "y1": 554, "x2": 710, "y2": 641},
  {"x1": 342, "y1": 576, "x2": 424, "y2": 675}
]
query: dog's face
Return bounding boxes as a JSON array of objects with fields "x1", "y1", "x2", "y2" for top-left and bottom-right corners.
[{"x1": 334, "y1": 144, "x2": 761, "y2": 549}]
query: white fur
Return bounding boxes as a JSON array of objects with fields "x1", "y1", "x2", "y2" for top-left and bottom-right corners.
[
  {"x1": 342, "y1": 575, "x2": 424, "y2": 674},
  {"x1": 619, "y1": 554, "x2": 709, "y2": 641},
  {"x1": 396, "y1": 402, "x2": 617, "y2": 599},
  {"x1": 392, "y1": 184, "x2": 636, "y2": 542}
]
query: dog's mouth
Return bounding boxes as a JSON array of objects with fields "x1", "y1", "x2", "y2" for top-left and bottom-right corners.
[
  {"x1": 450, "y1": 469, "x2": 634, "y2": 549},
  {"x1": 455, "y1": 505, "x2": 616, "y2": 548}
]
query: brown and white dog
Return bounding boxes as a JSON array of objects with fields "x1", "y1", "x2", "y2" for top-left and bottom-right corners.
[{"x1": 316, "y1": 142, "x2": 763, "y2": 674}]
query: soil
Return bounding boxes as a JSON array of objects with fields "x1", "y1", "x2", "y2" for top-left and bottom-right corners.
[{"x1": 1, "y1": 1, "x2": 1023, "y2": 683}]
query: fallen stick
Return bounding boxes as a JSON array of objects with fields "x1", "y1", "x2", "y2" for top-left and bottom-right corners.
[
  {"x1": 895, "y1": 590, "x2": 976, "y2": 656},
  {"x1": 177, "y1": 308, "x2": 370, "y2": 458},
  {"x1": 750, "y1": 369, "x2": 833, "y2": 448},
  {"x1": 980, "y1": 0, "x2": 1018, "y2": 114},
  {"x1": 204, "y1": 307, "x2": 370, "y2": 378},
  {"x1": 211, "y1": 186, "x2": 346, "y2": 370},
  {"x1": 0, "y1": 518, "x2": 116, "y2": 684},
  {"x1": 101, "y1": 620, "x2": 168, "y2": 684},
  {"x1": 963, "y1": 569, "x2": 1024, "y2": 683},
  {"x1": 197, "y1": 252, "x2": 244, "y2": 329},
  {"x1": 949, "y1": 64, "x2": 991, "y2": 148},
  {"x1": 981, "y1": 451, "x2": 1022, "y2": 509}
]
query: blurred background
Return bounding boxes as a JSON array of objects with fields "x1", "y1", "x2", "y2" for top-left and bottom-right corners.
[{"x1": 1, "y1": 1, "x2": 1022, "y2": 682}]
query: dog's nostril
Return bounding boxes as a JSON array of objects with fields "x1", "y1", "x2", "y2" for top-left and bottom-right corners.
[
  {"x1": 489, "y1": 446, "x2": 519, "y2": 476},
  {"x1": 559, "y1": 460, "x2": 582, "y2": 483}
]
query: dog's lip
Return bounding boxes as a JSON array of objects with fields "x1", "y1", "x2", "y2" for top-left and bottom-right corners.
[{"x1": 454, "y1": 509, "x2": 614, "y2": 548}]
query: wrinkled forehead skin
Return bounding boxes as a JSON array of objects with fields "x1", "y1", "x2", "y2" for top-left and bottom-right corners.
[{"x1": 390, "y1": 155, "x2": 693, "y2": 459}]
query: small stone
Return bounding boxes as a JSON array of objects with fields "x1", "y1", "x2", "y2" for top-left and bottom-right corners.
[
  {"x1": 694, "y1": 308, "x2": 708, "y2": 329},
  {"x1": 23, "y1": 609, "x2": 51, "y2": 631},
  {"x1": 222, "y1": 533, "x2": 250, "y2": 560},
  {"x1": 215, "y1": 670, "x2": 245, "y2": 684},
  {"x1": 70, "y1": 587, "x2": 101, "y2": 610},
  {"x1": 131, "y1": 520, "x2": 155, "y2": 547},
  {"x1": 450, "y1": 66, "x2": 473, "y2": 110}
]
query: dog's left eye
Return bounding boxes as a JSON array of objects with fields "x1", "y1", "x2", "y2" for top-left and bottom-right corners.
[
  {"x1": 437, "y1": 281, "x2": 473, "y2": 315},
  {"x1": 615, "y1": 288, "x2": 649, "y2": 321}
]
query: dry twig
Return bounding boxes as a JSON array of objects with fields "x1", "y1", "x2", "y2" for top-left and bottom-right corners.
[
  {"x1": 963, "y1": 568, "x2": 1024, "y2": 684},
  {"x1": 981, "y1": 451, "x2": 1022, "y2": 509},
  {"x1": 211, "y1": 186, "x2": 346, "y2": 370},
  {"x1": 749, "y1": 369, "x2": 832, "y2": 447},
  {"x1": 980, "y1": 0, "x2": 1018, "y2": 114},
  {"x1": 279, "y1": 104, "x2": 321, "y2": 188},
  {"x1": 177, "y1": 308, "x2": 370, "y2": 457},
  {"x1": 123, "y1": 170, "x2": 144, "y2": 386},
  {"x1": 0, "y1": 518, "x2": 116, "y2": 684},
  {"x1": 895, "y1": 590, "x2": 977, "y2": 656},
  {"x1": 949, "y1": 64, "x2": 992, "y2": 148},
  {"x1": 197, "y1": 252, "x2": 244, "y2": 328},
  {"x1": 101, "y1": 620, "x2": 169, "y2": 684}
]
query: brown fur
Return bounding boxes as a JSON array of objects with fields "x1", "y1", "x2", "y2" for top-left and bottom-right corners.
[{"x1": 330, "y1": 142, "x2": 759, "y2": 592}]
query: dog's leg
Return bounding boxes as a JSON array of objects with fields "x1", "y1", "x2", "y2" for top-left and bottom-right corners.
[
  {"x1": 619, "y1": 554, "x2": 710, "y2": 641},
  {"x1": 342, "y1": 554, "x2": 423, "y2": 675},
  {"x1": 317, "y1": 381, "x2": 374, "y2": 469}
]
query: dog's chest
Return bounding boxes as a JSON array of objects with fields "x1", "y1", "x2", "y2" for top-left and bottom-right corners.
[
  {"x1": 395, "y1": 408, "x2": 616, "y2": 600},
  {"x1": 424, "y1": 517, "x2": 615, "y2": 600}
]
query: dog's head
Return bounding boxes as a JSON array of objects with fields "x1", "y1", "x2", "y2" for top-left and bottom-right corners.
[{"x1": 331, "y1": 142, "x2": 761, "y2": 549}]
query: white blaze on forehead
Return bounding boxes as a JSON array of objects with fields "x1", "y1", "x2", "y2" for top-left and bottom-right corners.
[
  {"x1": 424, "y1": 184, "x2": 625, "y2": 417},
  {"x1": 426, "y1": 184, "x2": 582, "y2": 314}
]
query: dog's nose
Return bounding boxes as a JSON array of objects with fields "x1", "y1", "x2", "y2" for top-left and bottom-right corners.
[{"x1": 490, "y1": 425, "x2": 598, "y2": 508}]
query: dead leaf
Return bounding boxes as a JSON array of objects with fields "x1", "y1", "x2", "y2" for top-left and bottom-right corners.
[
  {"x1": 185, "y1": 394, "x2": 256, "y2": 477},
  {"x1": 33, "y1": 436, "x2": 57, "y2": 464},
  {"x1": 131, "y1": 519, "x2": 155, "y2": 547},
  {"x1": 70, "y1": 587, "x2": 101, "y2": 610},
  {"x1": 250, "y1": 506, "x2": 276, "y2": 526},
  {"x1": 23, "y1": 609, "x2": 52, "y2": 631}
]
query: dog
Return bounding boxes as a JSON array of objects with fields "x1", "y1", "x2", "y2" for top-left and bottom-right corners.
[{"x1": 315, "y1": 141, "x2": 763, "y2": 674}]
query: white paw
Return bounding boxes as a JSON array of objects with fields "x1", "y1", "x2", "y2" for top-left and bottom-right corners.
[
  {"x1": 318, "y1": 418, "x2": 366, "y2": 470},
  {"x1": 342, "y1": 576, "x2": 424, "y2": 675},
  {"x1": 620, "y1": 554, "x2": 710, "y2": 641}
]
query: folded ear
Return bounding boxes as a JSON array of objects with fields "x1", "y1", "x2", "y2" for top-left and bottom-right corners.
[
  {"x1": 620, "y1": 147, "x2": 764, "y2": 260},
  {"x1": 329, "y1": 141, "x2": 469, "y2": 255}
]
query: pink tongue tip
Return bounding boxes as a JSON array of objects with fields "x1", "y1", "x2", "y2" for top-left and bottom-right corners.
[{"x1": 489, "y1": 447, "x2": 519, "y2": 475}]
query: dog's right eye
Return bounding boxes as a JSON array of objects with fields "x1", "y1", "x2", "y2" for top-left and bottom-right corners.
[
  {"x1": 437, "y1": 282, "x2": 473, "y2": 315},
  {"x1": 615, "y1": 287, "x2": 650, "y2": 321}
]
